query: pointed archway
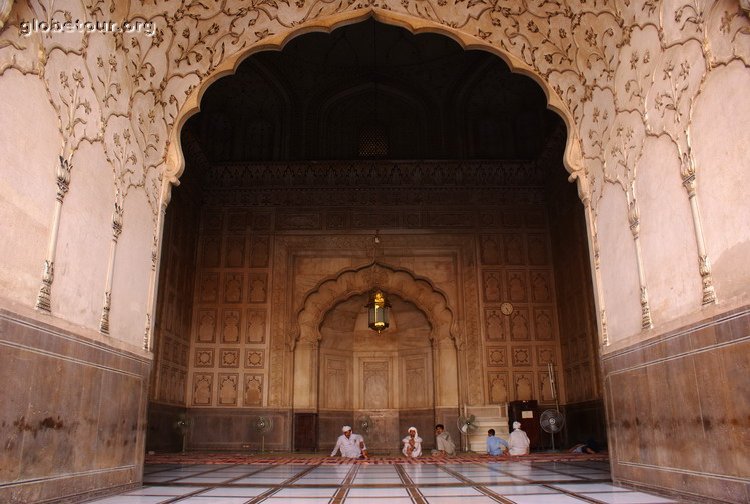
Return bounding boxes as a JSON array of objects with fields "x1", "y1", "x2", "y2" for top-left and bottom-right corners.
[{"x1": 291, "y1": 262, "x2": 460, "y2": 417}]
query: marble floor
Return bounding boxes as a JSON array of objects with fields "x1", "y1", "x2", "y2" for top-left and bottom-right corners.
[{"x1": 86, "y1": 460, "x2": 683, "y2": 504}]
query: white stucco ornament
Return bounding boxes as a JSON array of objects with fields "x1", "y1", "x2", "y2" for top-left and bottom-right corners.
[{"x1": 0, "y1": 0, "x2": 12, "y2": 31}]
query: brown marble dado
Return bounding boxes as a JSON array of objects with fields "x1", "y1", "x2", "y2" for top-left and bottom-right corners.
[
  {"x1": 603, "y1": 306, "x2": 750, "y2": 504},
  {"x1": 0, "y1": 308, "x2": 151, "y2": 504},
  {"x1": 186, "y1": 408, "x2": 292, "y2": 451}
]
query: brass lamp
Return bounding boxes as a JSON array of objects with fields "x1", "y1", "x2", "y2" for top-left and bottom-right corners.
[{"x1": 366, "y1": 289, "x2": 390, "y2": 333}]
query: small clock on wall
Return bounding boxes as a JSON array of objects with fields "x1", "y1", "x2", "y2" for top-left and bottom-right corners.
[{"x1": 500, "y1": 302, "x2": 514, "y2": 316}]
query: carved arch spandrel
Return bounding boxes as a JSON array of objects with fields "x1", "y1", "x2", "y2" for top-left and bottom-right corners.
[
  {"x1": 163, "y1": 9, "x2": 583, "y2": 199},
  {"x1": 292, "y1": 262, "x2": 458, "y2": 349}
]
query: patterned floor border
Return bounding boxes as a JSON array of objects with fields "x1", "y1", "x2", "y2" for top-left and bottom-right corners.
[{"x1": 144, "y1": 452, "x2": 610, "y2": 465}]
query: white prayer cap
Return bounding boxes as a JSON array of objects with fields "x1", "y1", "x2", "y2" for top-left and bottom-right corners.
[
  {"x1": 408, "y1": 426, "x2": 417, "y2": 432},
  {"x1": 342, "y1": 425, "x2": 352, "y2": 432},
  {"x1": 513, "y1": 421, "x2": 521, "y2": 429}
]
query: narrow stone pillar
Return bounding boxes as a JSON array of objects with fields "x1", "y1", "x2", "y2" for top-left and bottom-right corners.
[{"x1": 35, "y1": 156, "x2": 72, "y2": 312}]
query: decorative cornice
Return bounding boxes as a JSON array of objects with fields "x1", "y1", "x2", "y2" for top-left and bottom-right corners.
[{"x1": 202, "y1": 160, "x2": 546, "y2": 188}]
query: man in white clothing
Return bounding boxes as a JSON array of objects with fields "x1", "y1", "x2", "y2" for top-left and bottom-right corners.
[
  {"x1": 402, "y1": 427, "x2": 423, "y2": 458},
  {"x1": 508, "y1": 421, "x2": 530, "y2": 455},
  {"x1": 330, "y1": 425, "x2": 369, "y2": 459}
]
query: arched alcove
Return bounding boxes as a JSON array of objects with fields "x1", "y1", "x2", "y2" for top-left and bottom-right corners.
[{"x1": 292, "y1": 263, "x2": 459, "y2": 428}]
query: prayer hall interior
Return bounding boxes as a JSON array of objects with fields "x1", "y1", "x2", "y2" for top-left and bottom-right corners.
[{"x1": 1, "y1": 2, "x2": 749, "y2": 504}]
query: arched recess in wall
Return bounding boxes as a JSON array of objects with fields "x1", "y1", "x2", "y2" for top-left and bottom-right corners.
[
  {"x1": 163, "y1": 9, "x2": 584, "y2": 195},
  {"x1": 290, "y1": 262, "x2": 460, "y2": 410}
]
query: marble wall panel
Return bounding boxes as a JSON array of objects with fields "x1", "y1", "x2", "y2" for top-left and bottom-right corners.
[
  {"x1": 603, "y1": 308, "x2": 750, "y2": 503},
  {"x1": 188, "y1": 409, "x2": 291, "y2": 451},
  {"x1": 0, "y1": 310, "x2": 149, "y2": 503}
]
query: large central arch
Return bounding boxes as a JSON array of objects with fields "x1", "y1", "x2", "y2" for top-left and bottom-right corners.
[
  {"x1": 291, "y1": 262, "x2": 460, "y2": 413},
  {"x1": 165, "y1": 9, "x2": 584, "y2": 189}
]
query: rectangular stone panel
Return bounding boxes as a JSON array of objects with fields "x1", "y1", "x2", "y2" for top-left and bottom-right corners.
[{"x1": 243, "y1": 374, "x2": 264, "y2": 406}]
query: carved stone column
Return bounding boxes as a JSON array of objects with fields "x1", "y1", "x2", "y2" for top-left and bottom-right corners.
[
  {"x1": 99, "y1": 194, "x2": 123, "y2": 334},
  {"x1": 35, "y1": 156, "x2": 72, "y2": 312},
  {"x1": 143, "y1": 188, "x2": 169, "y2": 351},
  {"x1": 573, "y1": 171, "x2": 609, "y2": 346},
  {"x1": 681, "y1": 162, "x2": 717, "y2": 305},
  {"x1": 293, "y1": 339, "x2": 319, "y2": 410},
  {"x1": 627, "y1": 191, "x2": 653, "y2": 329}
]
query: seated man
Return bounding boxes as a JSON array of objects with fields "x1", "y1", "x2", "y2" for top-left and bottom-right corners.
[
  {"x1": 508, "y1": 421, "x2": 530, "y2": 455},
  {"x1": 402, "y1": 427, "x2": 422, "y2": 458},
  {"x1": 486, "y1": 429, "x2": 509, "y2": 456},
  {"x1": 432, "y1": 424, "x2": 456, "y2": 456},
  {"x1": 570, "y1": 438, "x2": 600, "y2": 454},
  {"x1": 330, "y1": 425, "x2": 368, "y2": 459}
]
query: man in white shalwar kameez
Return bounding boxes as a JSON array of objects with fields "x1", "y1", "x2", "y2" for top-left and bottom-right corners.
[
  {"x1": 508, "y1": 421, "x2": 530, "y2": 455},
  {"x1": 331, "y1": 426, "x2": 368, "y2": 459},
  {"x1": 402, "y1": 427, "x2": 423, "y2": 457}
]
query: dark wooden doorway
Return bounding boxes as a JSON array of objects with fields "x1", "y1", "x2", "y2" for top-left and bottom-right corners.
[{"x1": 293, "y1": 413, "x2": 318, "y2": 452}]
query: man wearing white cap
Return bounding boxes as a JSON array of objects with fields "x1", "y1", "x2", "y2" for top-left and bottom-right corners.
[
  {"x1": 508, "y1": 421, "x2": 530, "y2": 455},
  {"x1": 402, "y1": 427, "x2": 423, "y2": 457},
  {"x1": 331, "y1": 425, "x2": 369, "y2": 459}
]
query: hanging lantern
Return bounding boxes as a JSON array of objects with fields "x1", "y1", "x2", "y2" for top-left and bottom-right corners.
[{"x1": 366, "y1": 290, "x2": 390, "y2": 333}]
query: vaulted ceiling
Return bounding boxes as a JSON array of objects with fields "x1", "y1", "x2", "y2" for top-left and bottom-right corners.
[{"x1": 183, "y1": 19, "x2": 563, "y2": 163}]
